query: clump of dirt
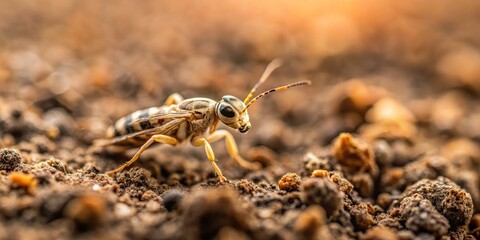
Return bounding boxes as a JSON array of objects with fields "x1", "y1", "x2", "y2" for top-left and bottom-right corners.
[
  {"x1": 0, "y1": 148, "x2": 22, "y2": 171},
  {"x1": 302, "y1": 178, "x2": 344, "y2": 216},
  {"x1": 278, "y1": 172, "x2": 301, "y2": 192},
  {"x1": 397, "y1": 177, "x2": 473, "y2": 229},
  {"x1": 179, "y1": 188, "x2": 256, "y2": 240},
  {"x1": 396, "y1": 193, "x2": 451, "y2": 237},
  {"x1": 383, "y1": 177, "x2": 474, "y2": 238},
  {"x1": 115, "y1": 167, "x2": 164, "y2": 198}
]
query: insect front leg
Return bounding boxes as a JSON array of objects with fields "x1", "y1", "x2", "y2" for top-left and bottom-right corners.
[
  {"x1": 164, "y1": 93, "x2": 184, "y2": 105},
  {"x1": 106, "y1": 134, "x2": 179, "y2": 175},
  {"x1": 206, "y1": 130, "x2": 262, "y2": 170},
  {"x1": 192, "y1": 137, "x2": 227, "y2": 182}
]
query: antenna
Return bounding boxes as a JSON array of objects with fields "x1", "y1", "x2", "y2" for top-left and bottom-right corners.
[
  {"x1": 243, "y1": 59, "x2": 282, "y2": 104},
  {"x1": 241, "y1": 80, "x2": 312, "y2": 113}
]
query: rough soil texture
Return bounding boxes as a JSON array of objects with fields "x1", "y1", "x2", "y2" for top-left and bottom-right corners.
[{"x1": 1, "y1": 1, "x2": 480, "y2": 239}]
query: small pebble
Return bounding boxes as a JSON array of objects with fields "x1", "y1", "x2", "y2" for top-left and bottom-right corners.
[
  {"x1": 115, "y1": 203, "x2": 136, "y2": 219},
  {"x1": 162, "y1": 190, "x2": 184, "y2": 212}
]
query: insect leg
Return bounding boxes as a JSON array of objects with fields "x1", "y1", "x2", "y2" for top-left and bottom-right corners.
[
  {"x1": 164, "y1": 93, "x2": 184, "y2": 105},
  {"x1": 106, "y1": 134, "x2": 179, "y2": 175},
  {"x1": 206, "y1": 130, "x2": 262, "y2": 170},
  {"x1": 192, "y1": 138, "x2": 227, "y2": 182}
]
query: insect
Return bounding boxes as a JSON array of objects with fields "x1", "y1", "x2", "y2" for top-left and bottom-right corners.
[{"x1": 94, "y1": 60, "x2": 311, "y2": 182}]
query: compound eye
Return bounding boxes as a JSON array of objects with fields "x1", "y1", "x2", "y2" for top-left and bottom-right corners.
[{"x1": 220, "y1": 105, "x2": 235, "y2": 118}]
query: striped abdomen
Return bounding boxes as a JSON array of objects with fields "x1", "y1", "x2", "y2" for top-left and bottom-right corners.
[{"x1": 106, "y1": 106, "x2": 174, "y2": 138}]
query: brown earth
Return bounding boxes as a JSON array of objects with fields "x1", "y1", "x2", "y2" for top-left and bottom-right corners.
[{"x1": 1, "y1": 1, "x2": 480, "y2": 239}]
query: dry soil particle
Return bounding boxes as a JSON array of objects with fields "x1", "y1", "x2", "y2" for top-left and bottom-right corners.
[
  {"x1": 294, "y1": 205, "x2": 333, "y2": 239},
  {"x1": 278, "y1": 172, "x2": 302, "y2": 192},
  {"x1": 396, "y1": 193, "x2": 450, "y2": 236},
  {"x1": 0, "y1": 148, "x2": 22, "y2": 171},
  {"x1": 115, "y1": 167, "x2": 164, "y2": 198},
  {"x1": 302, "y1": 153, "x2": 337, "y2": 176},
  {"x1": 177, "y1": 188, "x2": 255, "y2": 240},
  {"x1": 308, "y1": 133, "x2": 379, "y2": 198},
  {"x1": 389, "y1": 177, "x2": 474, "y2": 238},
  {"x1": 332, "y1": 133, "x2": 378, "y2": 177},
  {"x1": 360, "y1": 226, "x2": 400, "y2": 240},
  {"x1": 350, "y1": 203, "x2": 377, "y2": 231},
  {"x1": 301, "y1": 178, "x2": 344, "y2": 216},
  {"x1": 380, "y1": 155, "x2": 449, "y2": 193}
]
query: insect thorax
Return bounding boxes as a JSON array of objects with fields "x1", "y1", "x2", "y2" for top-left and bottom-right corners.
[{"x1": 178, "y1": 98, "x2": 217, "y2": 134}]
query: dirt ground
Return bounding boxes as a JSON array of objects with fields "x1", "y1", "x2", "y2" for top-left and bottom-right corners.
[{"x1": 1, "y1": 1, "x2": 480, "y2": 239}]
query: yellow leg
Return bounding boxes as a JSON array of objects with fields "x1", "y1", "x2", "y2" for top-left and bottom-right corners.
[
  {"x1": 206, "y1": 130, "x2": 261, "y2": 170},
  {"x1": 164, "y1": 93, "x2": 184, "y2": 105},
  {"x1": 106, "y1": 134, "x2": 179, "y2": 175},
  {"x1": 192, "y1": 137, "x2": 227, "y2": 182}
]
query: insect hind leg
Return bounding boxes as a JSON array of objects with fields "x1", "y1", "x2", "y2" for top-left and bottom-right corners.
[
  {"x1": 106, "y1": 134, "x2": 179, "y2": 175},
  {"x1": 206, "y1": 130, "x2": 262, "y2": 170},
  {"x1": 164, "y1": 93, "x2": 184, "y2": 105}
]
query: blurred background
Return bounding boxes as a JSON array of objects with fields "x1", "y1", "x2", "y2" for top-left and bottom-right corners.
[{"x1": 1, "y1": 0, "x2": 480, "y2": 149}]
